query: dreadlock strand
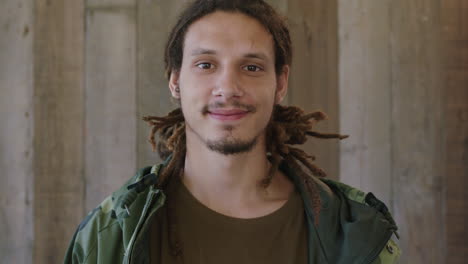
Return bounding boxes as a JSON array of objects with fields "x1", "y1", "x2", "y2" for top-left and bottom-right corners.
[
  {"x1": 284, "y1": 155, "x2": 321, "y2": 226},
  {"x1": 148, "y1": 125, "x2": 159, "y2": 151},
  {"x1": 288, "y1": 147, "x2": 326, "y2": 177},
  {"x1": 167, "y1": 124, "x2": 186, "y2": 151},
  {"x1": 289, "y1": 147, "x2": 316, "y2": 161},
  {"x1": 262, "y1": 122, "x2": 284, "y2": 187},
  {"x1": 301, "y1": 111, "x2": 327, "y2": 123},
  {"x1": 158, "y1": 136, "x2": 185, "y2": 188},
  {"x1": 305, "y1": 177, "x2": 322, "y2": 226},
  {"x1": 271, "y1": 122, "x2": 291, "y2": 154},
  {"x1": 306, "y1": 131, "x2": 349, "y2": 140}
]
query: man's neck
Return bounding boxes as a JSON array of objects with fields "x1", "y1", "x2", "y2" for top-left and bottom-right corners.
[{"x1": 182, "y1": 133, "x2": 294, "y2": 219}]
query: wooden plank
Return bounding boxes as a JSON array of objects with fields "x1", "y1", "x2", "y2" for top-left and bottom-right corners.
[
  {"x1": 0, "y1": 0, "x2": 34, "y2": 263},
  {"x1": 136, "y1": 0, "x2": 189, "y2": 168},
  {"x1": 442, "y1": 1, "x2": 468, "y2": 263},
  {"x1": 338, "y1": 0, "x2": 392, "y2": 205},
  {"x1": 390, "y1": 1, "x2": 445, "y2": 263},
  {"x1": 87, "y1": 0, "x2": 134, "y2": 7},
  {"x1": 33, "y1": 0, "x2": 85, "y2": 263},
  {"x1": 85, "y1": 4, "x2": 137, "y2": 211},
  {"x1": 286, "y1": 0, "x2": 339, "y2": 179}
]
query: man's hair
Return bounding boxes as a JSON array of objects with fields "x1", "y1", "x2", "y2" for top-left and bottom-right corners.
[
  {"x1": 143, "y1": 2, "x2": 347, "y2": 251},
  {"x1": 164, "y1": 0, "x2": 292, "y2": 78}
]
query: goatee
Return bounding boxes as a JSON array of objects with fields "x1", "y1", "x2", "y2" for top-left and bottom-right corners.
[{"x1": 206, "y1": 136, "x2": 258, "y2": 155}]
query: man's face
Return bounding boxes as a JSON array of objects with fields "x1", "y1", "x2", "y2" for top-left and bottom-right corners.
[{"x1": 169, "y1": 11, "x2": 289, "y2": 155}]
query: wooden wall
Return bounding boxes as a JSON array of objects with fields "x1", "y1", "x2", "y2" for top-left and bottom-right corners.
[
  {"x1": 442, "y1": 1, "x2": 468, "y2": 263},
  {"x1": 339, "y1": 0, "x2": 468, "y2": 263},
  {"x1": 388, "y1": 1, "x2": 445, "y2": 262},
  {"x1": 33, "y1": 0, "x2": 85, "y2": 262},
  {"x1": 0, "y1": 0, "x2": 466, "y2": 263},
  {"x1": 84, "y1": 0, "x2": 137, "y2": 215},
  {"x1": 338, "y1": 0, "x2": 393, "y2": 206},
  {"x1": 0, "y1": 0, "x2": 34, "y2": 263}
]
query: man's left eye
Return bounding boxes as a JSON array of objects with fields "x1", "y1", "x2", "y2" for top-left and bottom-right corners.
[{"x1": 244, "y1": 65, "x2": 262, "y2": 72}]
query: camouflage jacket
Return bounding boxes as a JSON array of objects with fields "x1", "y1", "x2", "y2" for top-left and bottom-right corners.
[{"x1": 64, "y1": 162, "x2": 401, "y2": 264}]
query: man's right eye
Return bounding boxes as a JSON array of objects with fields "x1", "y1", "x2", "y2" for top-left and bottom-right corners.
[{"x1": 196, "y1": 63, "x2": 213, "y2": 70}]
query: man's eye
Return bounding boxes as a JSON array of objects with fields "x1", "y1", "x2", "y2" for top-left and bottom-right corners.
[
  {"x1": 244, "y1": 65, "x2": 262, "y2": 72},
  {"x1": 196, "y1": 63, "x2": 213, "y2": 70}
]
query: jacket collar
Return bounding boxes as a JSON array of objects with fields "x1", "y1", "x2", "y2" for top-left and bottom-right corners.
[{"x1": 280, "y1": 161, "x2": 398, "y2": 264}]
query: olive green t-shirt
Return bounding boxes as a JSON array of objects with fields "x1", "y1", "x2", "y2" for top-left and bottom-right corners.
[{"x1": 149, "y1": 180, "x2": 308, "y2": 264}]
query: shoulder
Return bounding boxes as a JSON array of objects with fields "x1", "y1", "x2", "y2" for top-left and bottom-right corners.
[
  {"x1": 63, "y1": 166, "x2": 154, "y2": 264},
  {"x1": 313, "y1": 177, "x2": 401, "y2": 264}
]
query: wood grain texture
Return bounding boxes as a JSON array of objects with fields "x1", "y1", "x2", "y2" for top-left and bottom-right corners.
[
  {"x1": 338, "y1": 0, "x2": 392, "y2": 206},
  {"x1": 85, "y1": 4, "x2": 137, "y2": 212},
  {"x1": 390, "y1": 1, "x2": 445, "y2": 263},
  {"x1": 286, "y1": 0, "x2": 340, "y2": 180},
  {"x1": 442, "y1": 0, "x2": 468, "y2": 263},
  {"x1": 33, "y1": 0, "x2": 85, "y2": 263},
  {"x1": 0, "y1": 0, "x2": 34, "y2": 263},
  {"x1": 87, "y1": 0, "x2": 134, "y2": 7},
  {"x1": 136, "y1": 0, "x2": 190, "y2": 168}
]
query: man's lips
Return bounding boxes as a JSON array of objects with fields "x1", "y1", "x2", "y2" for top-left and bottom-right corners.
[{"x1": 207, "y1": 109, "x2": 249, "y2": 121}]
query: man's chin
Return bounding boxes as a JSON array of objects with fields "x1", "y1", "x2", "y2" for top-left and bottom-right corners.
[{"x1": 205, "y1": 137, "x2": 258, "y2": 155}]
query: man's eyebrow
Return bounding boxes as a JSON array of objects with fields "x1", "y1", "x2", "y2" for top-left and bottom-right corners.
[
  {"x1": 244, "y1": 52, "x2": 269, "y2": 61},
  {"x1": 191, "y1": 48, "x2": 216, "y2": 56},
  {"x1": 190, "y1": 49, "x2": 269, "y2": 61}
]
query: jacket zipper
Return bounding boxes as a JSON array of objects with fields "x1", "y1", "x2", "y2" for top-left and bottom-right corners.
[{"x1": 123, "y1": 189, "x2": 163, "y2": 264}]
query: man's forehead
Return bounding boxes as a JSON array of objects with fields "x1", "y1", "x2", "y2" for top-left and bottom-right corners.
[
  {"x1": 183, "y1": 12, "x2": 275, "y2": 60},
  {"x1": 185, "y1": 11, "x2": 273, "y2": 46}
]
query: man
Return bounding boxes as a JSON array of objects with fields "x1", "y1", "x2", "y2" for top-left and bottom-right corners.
[{"x1": 64, "y1": 0, "x2": 401, "y2": 263}]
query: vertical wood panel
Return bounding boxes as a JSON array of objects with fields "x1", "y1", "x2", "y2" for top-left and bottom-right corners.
[
  {"x1": 88, "y1": 0, "x2": 134, "y2": 6},
  {"x1": 338, "y1": 0, "x2": 392, "y2": 205},
  {"x1": 137, "y1": 0, "x2": 190, "y2": 168},
  {"x1": 85, "y1": 4, "x2": 137, "y2": 211},
  {"x1": 287, "y1": 0, "x2": 339, "y2": 179},
  {"x1": 34, "y1": 0, "x2": 85, "y2": 263},
  {"x1": 390, "y1": 1, "x2": 445, "y2": 263},
  {"x1": 0, "y1": 0, "x2": 34, "y2": 263},
  {"x1": 442, "y1": 0, "x2": 468, "y2": 263}
]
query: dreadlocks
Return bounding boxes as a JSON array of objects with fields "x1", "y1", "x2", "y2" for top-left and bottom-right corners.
[{"x1": 143, "y1": 104, "x2": 348, "y2": 224}]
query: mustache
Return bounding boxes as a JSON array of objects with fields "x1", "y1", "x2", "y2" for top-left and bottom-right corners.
[{"x1": 202, "y1": 101, "x2": 257, "y2": 114}]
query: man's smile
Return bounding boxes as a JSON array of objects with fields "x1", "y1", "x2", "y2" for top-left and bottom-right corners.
[{"x1": 207, "y1": 109, "x2": 250, "y2": 121}]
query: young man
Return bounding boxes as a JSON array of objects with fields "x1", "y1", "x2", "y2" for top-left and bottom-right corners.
[{"x1": 64, "y1": 0, "x2": 400, "y2": 263}]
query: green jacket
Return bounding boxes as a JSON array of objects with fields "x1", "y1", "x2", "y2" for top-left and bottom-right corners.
[{"x1": 64, "y1": 162, "x2": 401, "y2": 264}]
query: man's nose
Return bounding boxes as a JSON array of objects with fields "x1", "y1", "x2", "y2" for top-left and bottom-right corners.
[{"x1": 212, "y1": 66, "x2": 244, "y2": 98}]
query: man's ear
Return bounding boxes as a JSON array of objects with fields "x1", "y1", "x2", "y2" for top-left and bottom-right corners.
[
  {"x1": 169, "y1": 70, "x2": 181, "y2": 99},
  {"x1": 275, "y1": 65, "x2": 290, "y2": 104}
]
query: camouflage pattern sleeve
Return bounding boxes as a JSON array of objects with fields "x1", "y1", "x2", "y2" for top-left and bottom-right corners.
[
  {"x1": 371, "y1": 239, "x2": 401, "y2": 264},
  {"x1": 62, "y1": 166, "x2": 153, "y2": 264},
  {"x1": 62, "y1": 196, "x2": 125, "y2": 264}
]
